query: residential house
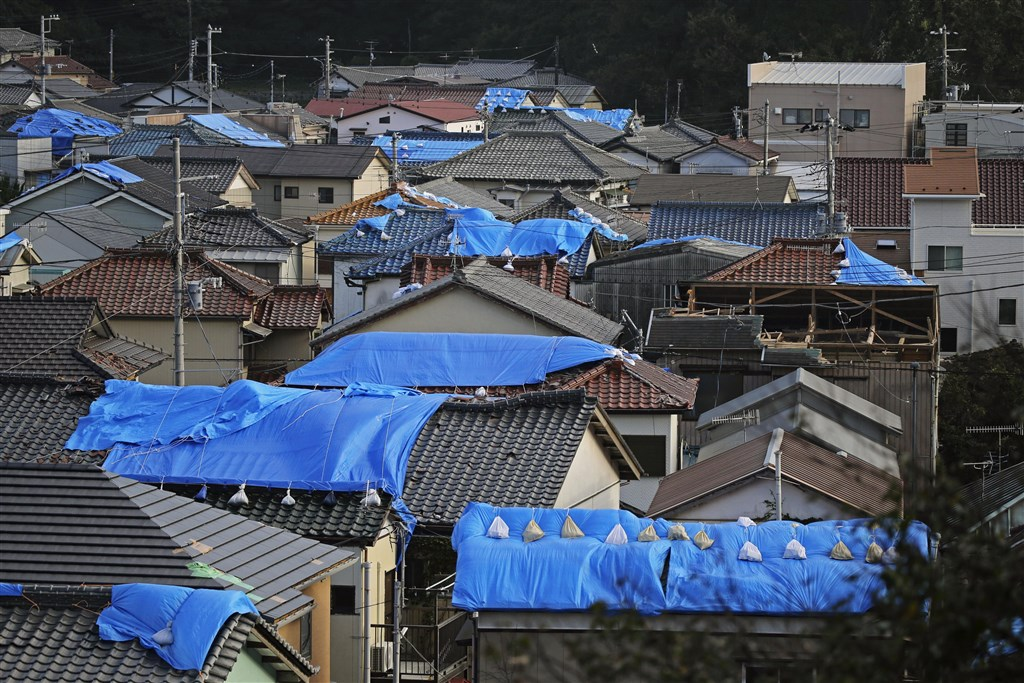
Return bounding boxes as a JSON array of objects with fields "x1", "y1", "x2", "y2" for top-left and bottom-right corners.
[
  {"x1": 949, "y1": 462, "x2": 1023, "y2": 543},
  {"x1": 1, "y1": 55, "x2": 117, "y2": 91},
  {"x1": 0, "y1": 296, "x2": 167, "y2": 382},
  {"x1": 107, "y1": 123, "x2": 226, "y2": 156},
  {"x1": 1, "y1": 583, "x2": 319, "y2": 683},
  {"x1": 0, "y1": 83, "x2": 41, "y2": 109},
  {"x1": 144, "y1": 206, "x2": 315, "y2": 285},
  {"x1": 747, "y1": 60, "x2": 927, "y2": 161},
  {"x1": 499, "y1": 67, "x2": 607, "y2": 109},
  {"x1": 413, "y1": 130, "x2": 646, "y2": 211},
  {"x1": 7, "y1": 108, "x2": 122, "y2": 161},
  {"x1": 348, "y1": 82, "x2": 502, "y2": 109},
  {"x1": 312, "y1": 259, "x2": 624, "y2": 350},
  {"x1": 334, "y1": 99, "x2": 482, "y2": 141},
  {"x1": 414, "y1": 176, "x2": 516, "y2": 217},
  {"x1": 0, "y1": 129, "x2": 51, "y2": 187},
  {"x1": 0, "y1": 462, "x2": 356, "y2": 682},
  {"x1": 0, "y1": 27, "x2": 59, "y2": 60},
  {"x1": 151, "y1": 144, "x2": 391, "y2": 220},
  {"x1": 358, "y1": 131, "x2": 487, "y2": 170},
  {"x1": 606, "y1": 119, "x2": 716, "y2": 174},
  {"x1": 38, "y1": 248, "x2": 329, "y2": 385},
  {"x1": 142, "y1": 156, "x2": 259, "y2": 207},
  {"x1": 919, "y1": 100, "x2": 1024, "y2": 159},
  {"x1": 3, "y1": 156, "x2": 223, "y2": 234},
  {"x1": 487, "y1": 109, "x2": 624, "y2": 148},
  {"x1": 0, "y1": 230, "x2": 41, "y2": 293},
  {"x1": 675, "y1": 136, "x2": 780, "y2": 176},
  {"x1": 324, "y1": 58, "x2": 543, "y2": 97},
  {"x1": 113, "y1": 80, "x2": 265, "y2": 116},
  {"x1": 629, "y1": 174, "x2": 798, "y2": 210},
  {"x1": 243, "y1": 103, "x2": 331, "y2": 146}
]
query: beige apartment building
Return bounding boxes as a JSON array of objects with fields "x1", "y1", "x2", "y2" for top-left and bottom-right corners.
[{"x1": 748, "y1": 61, "x2": 926, "y2": 162}]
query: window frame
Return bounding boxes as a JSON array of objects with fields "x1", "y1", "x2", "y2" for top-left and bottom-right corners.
[
  {"x1": 840, "y1": 108, "x2": 871, "y2": 128},
  {"x1": 998, "y1": 298, "x2": 1017, "y2": 326},
  {"x1": 927, "y1": 245, "x2": 963, "y2": 272},
  {"x1": 782, "y1": 108, "x2": 812, "y2": 125},
  {"x1": 939, "y1": 327, "x2": 959, "y2": 353},
  {"x1": 814, "y1": 108, "x2": 830, "y2": 123},
  {"x1": 273, "y1": 184, "x2": 282, "y2": 202},
  {"x1": 283, "y1": 185, "x2": 299, "y2": 200},
  {"x1": 945, "y1": 122, "x2": 968, "y2": 146},
  {"x1": 317, "y1": 186, "x2": 334, "y2": 204}
]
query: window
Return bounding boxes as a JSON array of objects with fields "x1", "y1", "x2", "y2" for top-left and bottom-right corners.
[
  {"x1": 782, "y1": 108, "x2": 812, "y2": 125},
  {"x1": 940, "y1": 327, "x2": 959, "y2": 353},
  {"x1": 623, "y1": 435, "x2": 667, "y2": 477},
  {"x1": 378, "y1": 115, "x2": 391, "y2": 124},
  {"x1": 330, "y1": 585, "x2": 357, "y2": 614},
  {"x1": 318, "y1": 186, "x2": 334, "y2": 204},
  {"x1": 876, "y1": 239, "x2": 898, "y2": 249},
  {"x1": 840, "y1": 109, "x2": 871, "y2": 128},
  {"x1": 252, "y1": 263, "x2": 280, "y2": 283},
  {"x1": 998, "y1": 299, "x2": 1017, "y2": 326},
  {"x1": 284, "y1": 186, "x2": 299, "y2": 199},
  {"x1": 946, "y1": 122, "x2": 968, "y2": 146},
  {"x1": 497, "y1": 198, "x2": 516, "y2": 208},
  {"x1": 814, "y1": 108, "x2": 830, "y2": 122},
  {"x1": 298, "y1": 612, "x2": 312, "y2": 660},
  {"x1": 273, "y1": 184, "x2": 282, "y2": 201},
  {"x1": 927, "y1": 245, "x2": 963, "y2": 271}
]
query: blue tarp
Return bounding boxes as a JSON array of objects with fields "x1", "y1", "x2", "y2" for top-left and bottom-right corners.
[
  {"x1": 66, "y1": 380, "x2": 449, "y2": 498},
  {"x1": 42, "y1": 160, "x2": 145, "y2": 191},
  {"x1": 0, "y1": 232, "x2": 24, "y2": 255},
  {"x1": 475, "y1": 87, "x2": 531, "y2": 112},
  {"x1": 451, "y1": 217, "x2": 625, "y2": 258},
  {"x1": 187, "y1": 114, "x2": 285, "y2": 148},
  {"x1": 373, "y1": 135, "x2": 483, "y2": 164},
  {"x1": 562, "y1": 108, "x2": 634, "y2": 131},
  {"x1": 97, "y1": 584, "x2": 257, "y2": 672},
  {"x1": 452, "y1": 503, "x2": 931, "y2": 615},
  {"x1": 373, "y1": 193, "x2": 421, "y2": 211},
  {"x1": 835, "y1": 238, "x2": 925, "y2": 286},
  {"x1": 631, "y1": 235, "x2": 760, "y2": 250},
  {"x1": 8, "y1": 108, "x2": 122, "y2": 156},
  {"x1": 0, "y1": 583, "x2": 23, "y2": 596},
  {"x1": 285, "y1": 333, "x2": 625, "y2": 388}
]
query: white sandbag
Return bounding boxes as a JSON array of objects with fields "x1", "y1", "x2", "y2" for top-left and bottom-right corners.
[
  {"x1": 605, "y1": 523, "x2": 628, "y2": 545},
  {"x1": 738, "y1": 540, "x2": 763, "y2": 562},
  {"x1": 783, "y1": 538, "x2": 807, "y2": 559},
  {"x1": 486, "y1": 516, "x2": 510, "y2": 539},
  {"x1": 737, "y1": 516, "x2": 757, "y2": 528}
]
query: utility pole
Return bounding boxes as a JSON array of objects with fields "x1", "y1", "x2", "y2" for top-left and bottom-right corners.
[
  {"x1": 392, "y1": 524, "x2": 406, "y2": 683},
  {"x1": 364, "y1": 40, "x2": 378, "y2": 66},
  {"x1": 270, "y1": 59, "x2": 275, "y2": 104},
  {"x1": 320, "y1": 35, "x2": 333, "y2": 99},
  {"x1": 675, "y1": 80, "x2": 682, "y2": 119},
  {"x1": 172, "y1": 137, "x2": 186, "y2": 387},
  {"x1": 390, "y1": 132, "x2": 402, "y2": 186},
  {"x1": 186, "y1": 0, "x2": 193, "y2": 80},
  {"x1": 108, "y1": 29, "x2": 114, "y2": 82},
  {"x1": 931, "y1": 25, "x2": 958, "y2": 99},
  {"x1": 732, "y1": 106, "x2": 743, "y2": 139},
  {"x1": 762, "y1": 100, "x2": 770, "y2": 175},
  {"x1": 206, "y1": 25, "x2": 222, "y2": 114},
  {"x1": 825, "y1": 114, "x2": 836, "y2": 226},
  {"x1": 39, "y1": 14, "x2": 59, "y2": 105}
]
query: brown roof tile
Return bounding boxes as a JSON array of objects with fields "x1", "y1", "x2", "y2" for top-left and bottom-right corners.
[
  {"x1": 255, "y1": 285, "x2": 328, "y2": 329},
  {"x1": 411, "y1": 254, "x2": 572, "y2": 297},
  {"x1": 706, "y1": 238, "x2": 841, "y2": 285},
  {"x1": 306, "y1": 184, "x2": 446, "y2": 225},
  {"x1": 648, "y1": 430, "x2": 901, "y2": 518},
  {"x1": 560, "y1": 359, "x2": 698, "y2": 411},
  {"x1": 904, "y1": 147, "x2": 980, "y2": 196}
]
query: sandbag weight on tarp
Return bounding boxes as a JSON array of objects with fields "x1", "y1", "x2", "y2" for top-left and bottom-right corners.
[
  {"x1": 561, "y1": 516, "x2": 584, "y2": 538},
  {"x1": 486, "y1": 516, "x2": 509, "y2": 539},
  {"x1": 638, "y1": 524, "x2": 659, "y2": 542},
  {"x1": 522, "y1": 520, "x2": 544, "y2": 543},
  {"x1": 667, "y1": 524, "x2": 689, "y2": 541}
]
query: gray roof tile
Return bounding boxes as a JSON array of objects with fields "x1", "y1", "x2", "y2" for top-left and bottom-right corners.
[
  {"x1": 415, "y1": 177, "x2": 514, "y2": 218},
  {"x1": 146, "y1": 144, "x2": 381, "y2": 179},
  {"x1": 489, "y1": 109, "x2": 623, "y2": 147},
  {"x1": 646, "y1": 313, "x2": 765, "y2": 351},
  {"x1": 510, "y1": 188, "x2": 648, "y2": 241},
  {"x1": 0, "y1": 376, "x2": 101, "y2": 462},
  {"x1": 30, "y1": 205, "x2": 148, "y2": 250},
  {"x1": 648, "y1": 201, "x2": 823, "y2": 246},
  {"x1": 146, "y1": 206, "x2": 311, "y2": 250}
]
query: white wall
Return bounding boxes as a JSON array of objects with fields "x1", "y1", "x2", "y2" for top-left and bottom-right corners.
[
  {"x1": 554, "y1": 428, "x2": 622, "y2": 510},
  {"x1": 662, "y1": 478, "x2": 855, "y2": 522},
  {"x1": 678, "y1": 148, "x2": 753, "y2": 176},
  {"x1": 612, "y1": 412, "x2": 680, "y2": 474}
]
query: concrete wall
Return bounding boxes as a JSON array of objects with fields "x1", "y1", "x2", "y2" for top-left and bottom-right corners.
[
  {"x1": 0, "y1": 135, "x2": 51, "y2": 184},
  {"x1": 612, "y1": 412, "x2": 680, "y2": 475},
  {"x1": 922, "y1": 105, "x2": 1024, "y2": 159},
  {"x1": 554, "y1": 428, "x2": 622, "y2": 510},
  {"x1": 611, "y1": 149, "x2": 671, "y2": 174},
  {"x1": 110, "y1": 316, "x2": 243, "y2": 385},
  {"x1": 910, "y1": 196, "x2": 1024, "y2": 353},
  {"x1": 349, "y1": 287, "x2": 567, "y2": 336},
  {"x1": 662, "y1": 477, "x2": 856, "y2": 522},
  {"x1": 331, "y1": 258, "x2": 367, "y2": 321}
]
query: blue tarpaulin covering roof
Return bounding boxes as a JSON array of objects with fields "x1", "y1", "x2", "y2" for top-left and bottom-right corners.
[
  {"x1": 476, "y1": 87, "x2": 531, "y2": 112},
  {"x1": 0, "y1": 232, "x2": 25, "y2": 255},
  {"x1": 186, "y1": 114, "x2": 285, "y2": 148},
  {"x1": 562, "y1": 108, "x2": 633, "y2": 131},
  {"x1": 631, "y1": 235, "x2": 760, "y2": 250},
  {"x1": 66, "y1": 380, "x2": 449, "y2": 502},
  {"x1": 41, "y1": 160, "x2": 145, "y2": 191},
  {"x1": 97, "y1": 584, "x2": 257, "y2": 672},
  {"x1": 373, "y1": 134, "x2": 483, "y2": 164},
  {"x1": 451, "y1": 217, "x2": 625, "y2": 258},
  {"x1": 835, "y1": 237, "x2": 925, "y2": 286},
  {"x1": 452, "y1": 503, "x2": 931, "y2": 615},
  {"x1": 8, "y1": 108, "x2": 122, "y2": 156},
  {"x1": 285, "y1": 332, "x2": 628, "y2": 388},
  {"x1": 0, "y1": 583, "x2": 23, "y2": 596}
]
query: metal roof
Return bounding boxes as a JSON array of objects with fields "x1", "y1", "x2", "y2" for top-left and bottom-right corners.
[{"x1": 750, "y1": 61, "x2": 919, "y2": 87}]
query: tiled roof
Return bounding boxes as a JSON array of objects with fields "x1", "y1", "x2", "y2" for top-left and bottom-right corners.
[
  {"x1": 312, "y1": 259, "x2": 624, "y2": 348},
  {"x1": 403, "y1": 390, "x2": 600, "y2": 526},
  {"x1": 647, "y1": 429, "x2": 902, "y2": 518},
  {"x1": 166, "y1": 484, "x2": 391, "y2": 544},
  {"x1": 646, "y1": 313, "x2": 764, "y2": 351},
  {"x1": 560, "y1": 358, "x2": 698, "y2": 411},
  {"x1": 80, "y1": 334, "x2": 168, "y2": 379},
  {"x1": 318, "y1": 206, "x2": 450, "y2": 258},
  {"x1": 614, "y1": 122, "x2": 714, "y2": 162},
  {"x1": 0, "y1": 297, "x2": 109, "y2": 378},
  {"x1": 1, "y1": 27, "x2": 59, "y2": 52},
  {"x1": 0, "y1": 463, "x2": 355, "y2": 623},
  {"x1": 254, "y1": 285, "x2": 328, "y2": 329},
  {"x1": 488, "y1": 110, "x2": 623, "y2": 147},
  {"x1": 706, "y1": 238, "x2": 842, "y2": 285},
  {"x1": 904, "y1": 147, "x2": 980, "y2": 195},
  {"x1": 99, "y1": 157, "x2": 225, "y2": 215},
  {"x1": 648, "y1": 201, "x2": 822, "y2": 246},
  {"x1": 419, "y1": 58, "x2": 538, "y2": 82},
  {"x1": 415, "y1": 131, "x2": 646, "y2": 184},
  {"x1": 32, "y1": 206, "x2": 147, "y2": 250},
  {"x1": 412, "y1": 254, "x2": 573, "y2": 298},
  {"x1": 510, "y1": 188, "x2": 648, "y2": 241},
  {"x1": 499, "y1": 68, "x2": 595, "y2": 88},
  {"x1": 350, "y1": 83, "x2": 491, "y2": 108},
  {"x1": 147, "y1": 144, "x2": 382, "y2": 179},
  {"x1": 146, "y1": 206, "x2": 311, "y2": 250},
  {"x1": 390, "y1": 99, "x2": 479, "y2": 122},
  {"x1": 345, "y1": 225, "x2": 452, "y2": 279},
  {"x1": 415, "y1": 176, "x2": 515, "y2": 218},
  {"x1": 0, "y1": 83, "x2": 33, "y2": 105},
  {"x1": 39, "y1": 249, "x2": 270, "y2": 319},
  {"x1": 304, "y1": 97, "x2": 367, "y2": 118},
  {"x1": 631, "y1": 174, "x2": 798, "y2": 206},
  {"x1": 143, "y1": 157, "x2": 251, "y2": 194},
  {"x1": 0, "y1": 376, "x2": 101, "y2": 463},
  {"x1": 0, "y1": 586, "x2": 270, "y2": 683},
  {"x1": 690, "y1": 136, "x2": 779, "y2": 162},
  {"x1": 308, "y1": 185, "x2": 446, "y2": 226},
  {"x1": 332, "y1": 65, "x2": 417, "y2": 88},
  {"x1": 16, "y1": 55, "x2": 117, "y2": 89},
  {"x1": 836, "y1": 157, "x2": 1024, "y2": 227}
]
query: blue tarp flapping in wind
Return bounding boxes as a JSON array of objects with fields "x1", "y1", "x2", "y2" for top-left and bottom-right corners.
[
  {"x1": 66, "y1": 380, "x2": 449, "y2": 498},
  {"x1": 450, "y1": 217, "x2": 625, "y2": 258},
  {"x1": 452, "y1": 503, "x2": 931, "y2": 615},
  {"x1": 97, "y1": 584, "x2": 257, "y2": 672},
  {"x1": 285, "y1": 332, "x2": 626, "y2": 388},
  {"x1": 187, "y1": 114, "x2": 286, "y2": 148},
  {"x1": 835, "y1": 237, "x2": 925, "y2": 286},
  {"x1": 8, "y1": 108, "x2": 122, "y2": 156}
]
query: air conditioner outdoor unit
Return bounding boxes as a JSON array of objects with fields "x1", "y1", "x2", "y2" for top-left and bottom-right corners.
[{"x1": 371, "y1": 643, "x2": 394, "y2": 672}]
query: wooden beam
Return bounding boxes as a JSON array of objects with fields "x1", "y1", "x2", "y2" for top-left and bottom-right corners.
[{"x1": 752, "y1": 288, "x2": 798, "y2": 305}]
